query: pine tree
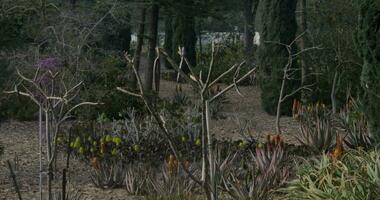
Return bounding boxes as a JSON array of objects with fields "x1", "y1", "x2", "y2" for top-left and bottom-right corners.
[
  {"x1": 256, "y1": 0, "x2": 299, "y2": 115},
  {"x1": 357, "y1": 0, "x2": 380, "y2": 142}
]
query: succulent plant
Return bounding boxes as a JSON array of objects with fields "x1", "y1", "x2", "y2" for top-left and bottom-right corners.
[
  {"x1": 223, "y1": 135, "x2": 289, "y2": 200},
  {"x1": 338, "y1": 99, "x2": 373, "y2": 150},
  {"x1": 294, "y1": 101, "x2": 335, "y2": 153}
]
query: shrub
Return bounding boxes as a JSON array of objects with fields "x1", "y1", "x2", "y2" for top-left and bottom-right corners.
[
  {"x1": 356, "y1": 0, "x2": 380, "y2": 143},
  {"x1": 278, "y1": 149, "x2": 380, "y2": 200}
]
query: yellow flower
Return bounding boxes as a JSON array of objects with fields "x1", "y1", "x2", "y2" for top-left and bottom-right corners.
[
  {"x1": 79, "y1": 147, "x2": 85, "y2": 155},
  {"x1": 112, "y1": 136, "x2": 122, "y2": 146},
  {"x1": 133, "y1": 144, "x2": 140, "y2": 152},
  {"x1": 195, "y1": 138, "x2": 201, "y2": 146}
]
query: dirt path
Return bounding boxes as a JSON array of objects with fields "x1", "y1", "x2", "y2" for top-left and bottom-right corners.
[{"x1": 159, "y1": 80, "x2": 299, "y2": 143}]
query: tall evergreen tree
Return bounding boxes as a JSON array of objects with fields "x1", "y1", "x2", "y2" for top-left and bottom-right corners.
[
  {"x1": 357, "y1": 0, "x2": 380, "y2": 143},
  {"x1": 171, "y1": 0, "x2": 197, "y2": 73},
  {"x1": 256, "y1": 0, "x2": 299, "y2": 115}
]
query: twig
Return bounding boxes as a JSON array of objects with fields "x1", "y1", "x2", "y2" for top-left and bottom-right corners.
[{"x1": 7, "y1": 160, "x2": 23, "y2": 200}]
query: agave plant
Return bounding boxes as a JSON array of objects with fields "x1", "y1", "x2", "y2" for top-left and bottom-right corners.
[
  {"x1": 90, "y1": 159, "x2": 127, "y2": 189},
  {"x1": 125, "y1": 163, "x2": 151, "y2": 195},
  {"x1": 149, "y1": 156, "x2": 199, "y2": 199},
  {"x1": 338, "y1": 99, "x2": 373, "y2": 150},
  {"x1": 171, "y1": 85, "x2": 191, "y2": 106},
  {"x1": 224, "y1": 135, "x2": 289, "y2": 200},
  {"x1": 294, "y1": 101, "x2": 335, "y2": 153}
]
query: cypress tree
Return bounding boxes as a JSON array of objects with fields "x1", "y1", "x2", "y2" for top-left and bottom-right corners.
[
  {"x1": 164, "y1": 14, "x2": 174, "y2": 69},
  {"x1": 357, "y1": 0, "x2": 380, "y2": 143},
  {"x1": 256, "y1": 0, "x2": 299, "y2": 115},
  {"x1": 171, "y1": 0, "x2": 197, "y2": 74}
]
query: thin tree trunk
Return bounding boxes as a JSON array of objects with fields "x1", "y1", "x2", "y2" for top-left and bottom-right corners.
[
  {"x1": 331, "y1": 70, "x2": 338, "y2": 114},
  {"x1": 276, "y1": 68, "x2": 287, "y2": 135},
  {"x1": 7, "y1": 160, "x2": 22, "y2": 200},
  {"x1": 154, "y1": 56, "x2": 161, "y2": 92},
  {"x1": 45, "y1": 111, "x2": 52, "y2": 200},
  {"x1": 131, "y1": 7, "x2": 147, "y2": 89},
  {"x1": 299, "y1": 0, "x2": 307, "y2": 102},
  {"x1": 205, "y1": 100, "x2": 217, "y2": 200},
  {"x1": 198, "y1": 20, "x2": 203, "y2": 64},
  {"x1": 164, "y1": 15, "x2": 173, "y2": 69},
  {"x1": 243, "y1": 0, "x2": 254, "y2": 56},
  {"x1": 145, "y1": 3, "x2": 159, "y2": 91},
  {"x1": 39, "y1": 107, "x2": 43, "y2": 200}
]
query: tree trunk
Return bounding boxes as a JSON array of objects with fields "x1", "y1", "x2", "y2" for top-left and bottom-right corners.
[
  {"x1": 131, "y1": 7, "x2": 146, "y2": 89},
  {"x1": 173, "y1": 13, "x2": 197, "y2": 74},
  {"x1": 331, "y1": 69, "x2": 338, "y2": 114},
  {"x1": 145, "y1": 3, "x2": 159, "y2": 91},
  {"x1": 70, "y1": 0, "x2": 76, "y2": 9},
  {"x1": 243, "y1": 0, "x2": 254, "y2": 56},
  {"x1": 299, "y1": 0, "x2": 307, "y2": 102},
  {"x1": 198, "y1": 19, "x2": 203, "y2": 65},
  {"x1": 164, "y1": 14, "x2": 173, "y2": 69}
]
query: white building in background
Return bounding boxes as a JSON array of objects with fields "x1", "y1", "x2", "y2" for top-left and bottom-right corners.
[
  {"x1": 130, "y1": 32, "x2": 244, "y2": 47},
  {"x1": 254, "y1": 32, "x2": 260, "y2": 46}
]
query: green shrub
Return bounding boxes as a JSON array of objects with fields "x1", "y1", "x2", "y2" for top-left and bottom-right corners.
[
  {"x1": 76, "y1": 51, "x2": 144, "y2": 120},
  {"x1": 356, "y1": 0, "x2": 380, "y2": 143},
  {"x1": 278, "y1": 149, "x2": 380, "y2": 200}
]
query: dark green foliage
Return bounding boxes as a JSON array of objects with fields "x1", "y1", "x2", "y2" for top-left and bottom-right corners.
[
  {"x1": 256, "y1": 0, "x2": 299, "y2": 115},
  {"x1": 307, "y1": 0, "x2": 362, "y2": 109},
  {"x1": 0, "y1": 95, "x2": 39, "y2": 121},
  {"x1": 0, "y1": 10, "x2": 31, "y2": 49},
  {"x1": 356, "y1": 0, "x2": 380, "y2": 143},
  {"x1": 194, "y1": 44, "x2": 248, "y2": 84},
  {"x1": 172, "y1": 14, "x2": 197, "y2": 73},
  {"x1": 77, "y1": 50, "x2": 143, "y2": 120},
  {"x1": 94, "y1": 4, "x2": 131, "y2": 52},
  {"x1": 164, "y1": 15, "x2": 174, "y2": 69}
]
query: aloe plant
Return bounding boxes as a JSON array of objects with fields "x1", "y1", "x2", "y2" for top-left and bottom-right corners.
[
  {"x1": 338, "y1": 100, "x2": 373, "y2": 150},
  {"x1": 149, "y1": 161, "x2": 199, "y2": 199},
  {"x1": 294, "y1": 102, "x2": 335, "y2": 153},
  {"x1": 278, "y1": 149, "x2": 380, "y2": 200},
  {"x1": 224, "y1": 136, "x2": 289, "y2": 200},
  {"x1": 90, "y1": 159, "x2": 127, "y2": 189}
]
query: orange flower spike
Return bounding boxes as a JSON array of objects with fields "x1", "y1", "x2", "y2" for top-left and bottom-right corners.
[
  {"x1": 292, "y1": 99, "x2": 297, "y2": 115},
  {"x1": 331, "y1": 133, "x2": 344, "y2": 161},
  {"x1": 90, "y1": 157, "x2": 100, "y2": 170},
  {"x1": 274, "y1": 135, "x2": 281, "y2": 146},
  {"x1": 184, "y1": 160, "x2": 190, "y2": 171}
]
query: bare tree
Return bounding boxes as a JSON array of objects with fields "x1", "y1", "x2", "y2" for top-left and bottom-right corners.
[
  {"x1": 5, "y1": 67, "x2": 98, "y2": 200},
  {"x1": 267, "y1": 33, "x2": 319, "y2": 135},
  {"x1": 118, "y1": 45, "x2": 257, "y2": 200}
]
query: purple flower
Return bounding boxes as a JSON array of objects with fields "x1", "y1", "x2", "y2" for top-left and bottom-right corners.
[{"x1": 36, "y1": 57, "x2": 62, "y2": 71}]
